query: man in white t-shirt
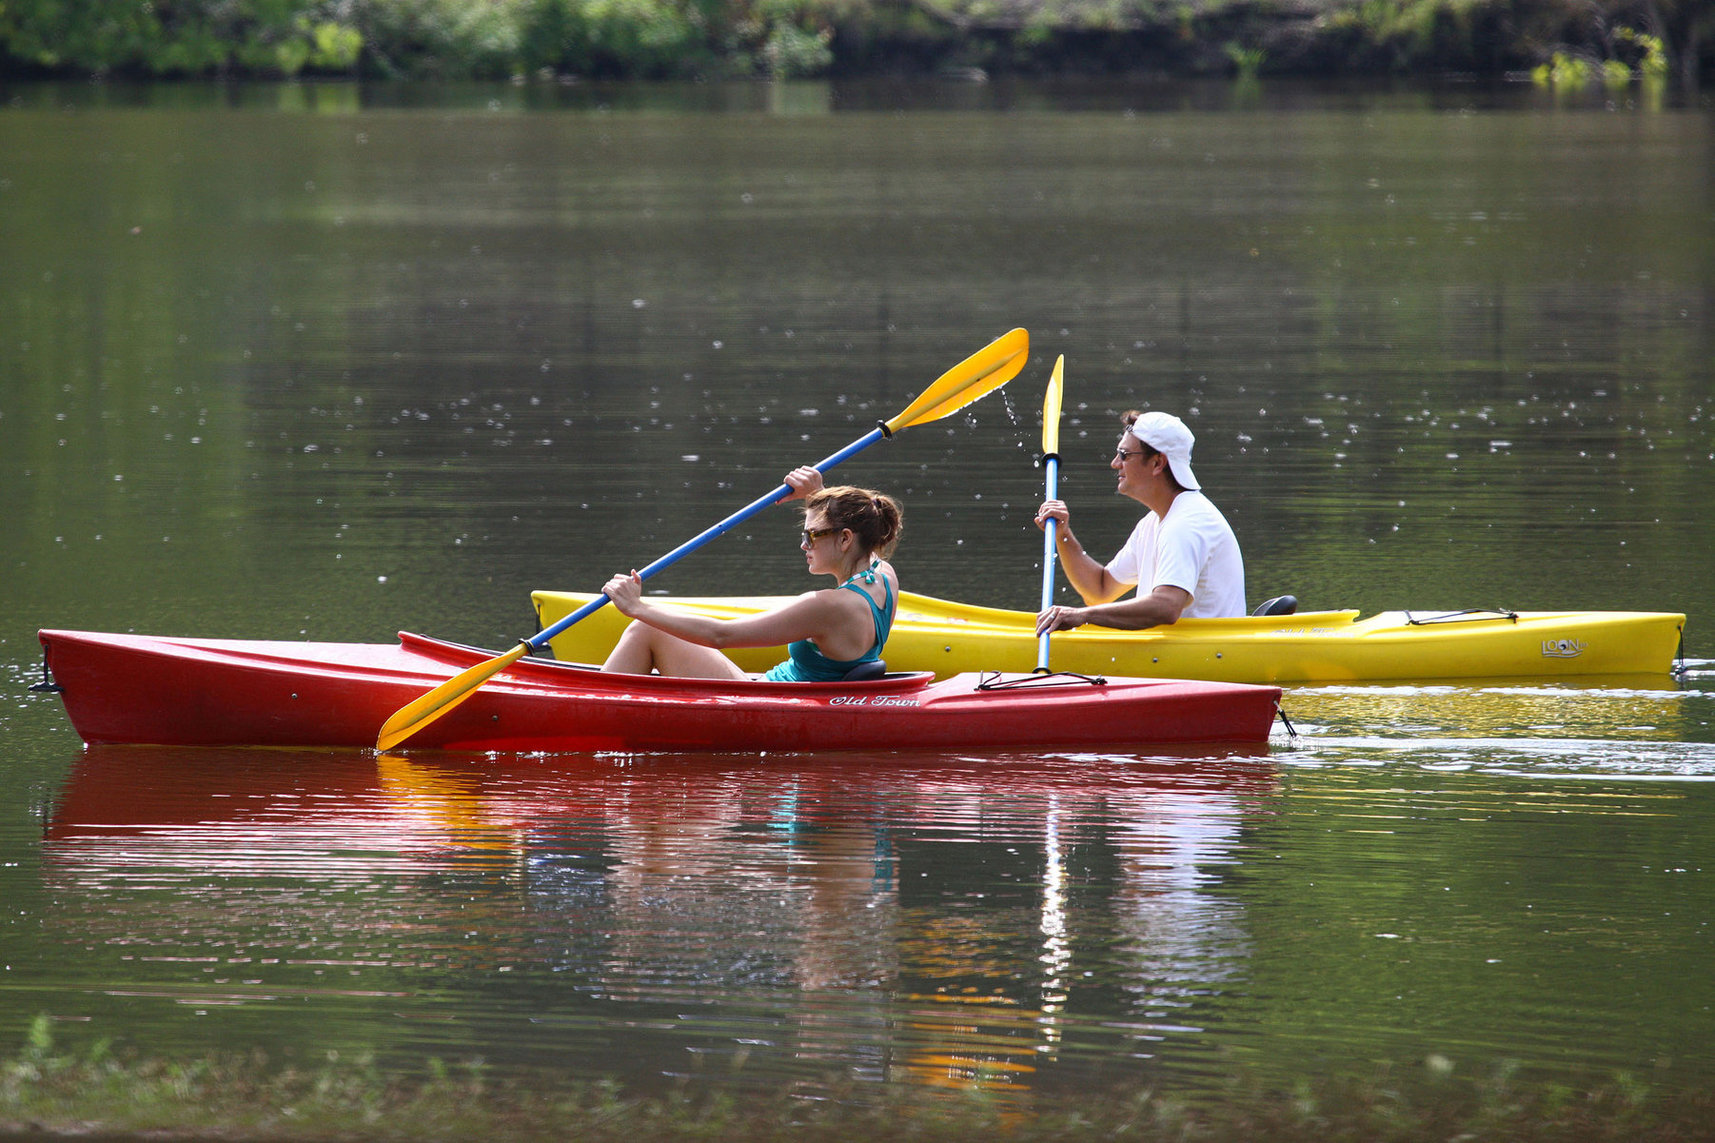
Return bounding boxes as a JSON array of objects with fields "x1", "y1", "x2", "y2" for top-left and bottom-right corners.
[{"x1": 1034, "y1": 410, "x2": 1245, "y2": 635}]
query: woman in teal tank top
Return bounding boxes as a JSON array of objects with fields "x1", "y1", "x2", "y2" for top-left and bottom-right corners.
[{"x1": 601, "y1": 468, "x2": 902, "y2": 682}]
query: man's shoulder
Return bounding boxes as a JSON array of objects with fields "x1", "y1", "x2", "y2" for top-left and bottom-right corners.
[{"x1": 1165, "y1": 490, "x2": 1230, "y2": 524}]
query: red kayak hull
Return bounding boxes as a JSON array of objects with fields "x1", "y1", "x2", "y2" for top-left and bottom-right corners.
[{"x1": 38, "y1": 629, "x2": 1282, "y2": 752}]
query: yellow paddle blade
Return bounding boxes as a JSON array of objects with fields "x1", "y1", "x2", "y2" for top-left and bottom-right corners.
[
  {"x1": 883, "y1": 328, "x2": 1029, "y2": 433},
  {"x1": 375, "y1": 640, "x2": 530, "y2": 751},
  {"x1": 1042, "y1": 355, "x2": 1064, "y2": 455}
]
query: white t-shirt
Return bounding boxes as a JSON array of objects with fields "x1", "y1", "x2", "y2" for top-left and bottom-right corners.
[{"x1": 1105, "y1": 491, "x2": 1246, "y2": 619}]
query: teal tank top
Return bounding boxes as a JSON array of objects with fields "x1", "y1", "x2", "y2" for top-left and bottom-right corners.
[{"x1": 763, "y1": 564, "x2": 895, "y2": 683}]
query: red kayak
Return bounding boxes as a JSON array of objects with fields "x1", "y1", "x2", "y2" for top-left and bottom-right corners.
[{"x1": 37, "y1": 629, "x2": 1282, "y2": 752}]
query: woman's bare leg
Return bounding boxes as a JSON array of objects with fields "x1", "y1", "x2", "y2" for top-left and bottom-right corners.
[{"x1": 600, "y1": 622, "x2": 747, "y2": 679}]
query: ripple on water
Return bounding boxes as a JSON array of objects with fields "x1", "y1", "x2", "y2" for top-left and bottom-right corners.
[{"x1": 1276, "y1": 674, "x2": 1715, "y2": 776}]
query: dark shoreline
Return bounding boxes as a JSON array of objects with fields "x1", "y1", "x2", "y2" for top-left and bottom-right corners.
[{"x1": 2, "y1": 0, "x2": 1709, "y2": 87}]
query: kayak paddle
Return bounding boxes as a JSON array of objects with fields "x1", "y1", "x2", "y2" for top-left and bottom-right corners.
[
  {"x1": 375, "y1": 328, "x2": 1032, "y2": 750},
  {"x1": 1035, "y1": 355, "x2": 1065, "y2": 672}
]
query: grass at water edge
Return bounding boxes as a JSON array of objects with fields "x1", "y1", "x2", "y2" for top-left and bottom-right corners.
[{"x1": 3, "y1": 1016, "x2": 1708, "y2": 1141}]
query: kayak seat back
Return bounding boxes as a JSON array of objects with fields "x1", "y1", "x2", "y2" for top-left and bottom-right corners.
[
  {"x1": 1253, "y1": 595, "x2": 1298, "y2": 617},
  {"x1": 842, "y1": 659, "x2": 888, "y2": 682}
]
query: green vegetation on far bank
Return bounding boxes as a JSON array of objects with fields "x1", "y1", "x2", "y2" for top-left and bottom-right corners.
[
  {"x1": 0, "y1": 0, "x2": 1709, "y2": 85},
  {"x1": 5, "y1": 1015, "x2": 1715, "y2": 1142}
]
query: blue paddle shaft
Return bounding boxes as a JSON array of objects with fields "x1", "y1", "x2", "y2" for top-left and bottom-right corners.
[
  {"x1": 528, "y1": 426, "x2": 888, "y2": 650},
  {"x1": 1036, "y1": 454, "x2": 1060, "y2": 671}
]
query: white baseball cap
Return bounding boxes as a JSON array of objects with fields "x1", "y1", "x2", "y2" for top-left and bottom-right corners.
[{"x1": 1128, "y1": 411, "x2": 1200, "y2": 490}]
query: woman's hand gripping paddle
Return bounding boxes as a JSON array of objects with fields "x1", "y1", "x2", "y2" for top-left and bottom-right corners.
[
  {"x1": 375, "y1": 329, "x2": 1031, "y2": 750},
  {"x1": 1035, "y1": 355, "x2": 1065, "y2": 673}
]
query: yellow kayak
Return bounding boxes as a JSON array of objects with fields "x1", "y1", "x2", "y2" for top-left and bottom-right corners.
[{"x1": 530, "y1": 589, "x2": 1686, "y2": 684}]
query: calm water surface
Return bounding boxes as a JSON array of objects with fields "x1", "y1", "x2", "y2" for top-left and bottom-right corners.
[{"x1": 3, "y1": 77, "x2": 1714, "y2": 1112}]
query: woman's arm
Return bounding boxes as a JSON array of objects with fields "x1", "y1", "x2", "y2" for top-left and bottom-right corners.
[
  {"x1": 597, "y1": 463, "x2": 838, "y2": 646},
  {"x1": 779, "y1": 466, "x2": 824, "y2": 501},
  {"x1": 604, "y1": 572, "x2": 848, "y2": 650}
]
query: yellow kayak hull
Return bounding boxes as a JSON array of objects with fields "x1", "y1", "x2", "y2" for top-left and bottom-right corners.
[{"x1": 531, "y1": 590, "x2": 1686, "y2": 685}]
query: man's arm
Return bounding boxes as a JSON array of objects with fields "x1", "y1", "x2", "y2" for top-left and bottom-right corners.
[
  {"x1": 1036, "y1": 499, "x2": 1129, "y2": 605},
  {"x1": 1037, "y1": 585, "x2": 1191, "y2": 636},
  {"x1": 1052, "y1": 530, "x2": 1131, "y2": 604}
]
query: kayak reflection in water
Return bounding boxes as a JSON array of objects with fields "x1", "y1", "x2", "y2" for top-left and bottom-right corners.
[
  {"x1": 1035, "y1": 410, "x2": 1246, "y2": 636},
  {"x1": 601, "y1": 467, "x2": 903, "y2": 681}
]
